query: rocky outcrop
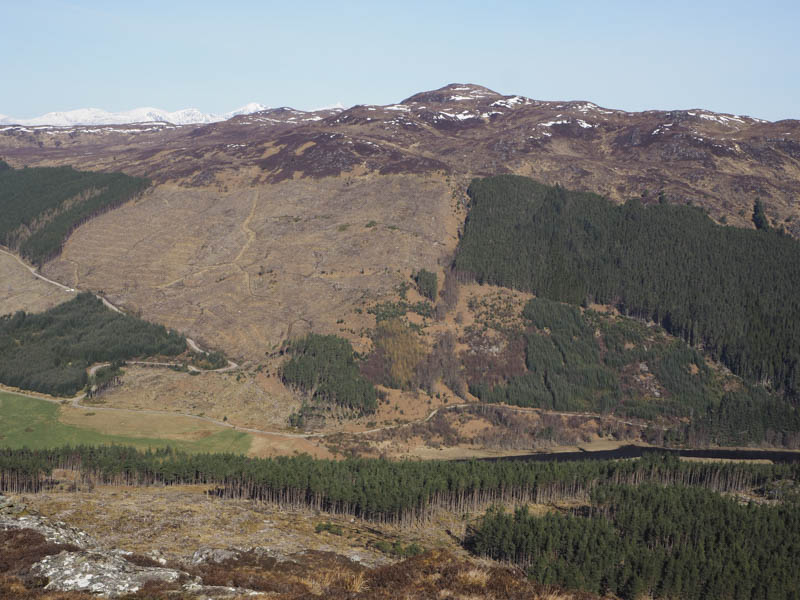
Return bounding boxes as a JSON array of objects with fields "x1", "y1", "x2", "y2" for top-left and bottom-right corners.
[
  {"x1": 30, "y1": 550, "x2": 185, "y2": 597},
  {"x1": 0, "y1": 493, "x2": 24, "y2": 516},
  {"x1": 0, "y1": 495, "x2": 263, "y2": 598},
  {"x1": 27, "y1": 548, "x2": 263, "y2": 598},
  {"x1": 190, "y1": 546, "x2": 243, "y2": 565},
  {"x1": 181, "y1": 581, "x2": 262, "y2": 598},
  {"x1": 0, "y1": 514, "x2": 97, "y2": 549}
]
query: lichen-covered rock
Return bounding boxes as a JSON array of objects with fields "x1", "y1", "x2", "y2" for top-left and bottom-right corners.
[
  {"x1": 0, "y1": 493, "x2": 31, "y2": 517},
  {"x1": 190, "y1": 547, "x2": 242, "y2": 565},
  {"x1": 145, "y1": 548, "x2": 169, "y2": 566},
  {"x1": 181, "y1": 581, "x2": 262, "y2": 598},
  {"x1": 30, "y1": 550, "x2": 187, "y2": 597},
  {"x1": 0, "y1": 514, "x2": 97, "y2": 549}
]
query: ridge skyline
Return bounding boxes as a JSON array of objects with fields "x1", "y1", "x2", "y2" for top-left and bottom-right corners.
[{"x1": 0, "y1": 83, "x2": 785, "y2": 128}]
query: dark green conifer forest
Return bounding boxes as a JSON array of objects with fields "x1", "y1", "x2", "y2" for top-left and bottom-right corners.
[
  {"x1": 413, "y1": 268, "x2": 438, "y2": 301},
  {"x1": 0, "y1": 162, "x2": 149, "y2": 265},
  {"x1": 281, "y1": 333, "x2": 378, "y2": 416},
  {"x1": 468, "y1": 484, "x2": 800, "y2": 599},
  {"x1": 455, "y1": 176, "x2": 800, "y2": 399},
  {"x1": 0, "y1": 293, "x2": 186, "y2": 396},
  {"x1": 1, "y1": 446, "x2": 796, "y2": 521}
]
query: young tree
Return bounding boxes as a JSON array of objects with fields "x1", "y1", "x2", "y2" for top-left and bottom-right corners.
[
  {"x1": 753, "y1": 199, "x2": 770, "y2": 230},
  {"x1": 414, "y1": 269, "x2": 438, "y2": 302}
]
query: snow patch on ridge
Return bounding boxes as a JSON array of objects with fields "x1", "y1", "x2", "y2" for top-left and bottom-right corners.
[
  {"x1": 491, "y1": 96, "x2": 531, "y2": 109},
  {"x1": 539, "y1": 119, "x2": 569, "y2": 127},
  {"x1": 0, "y1": 103, "x2": 271, "y2": 126}
]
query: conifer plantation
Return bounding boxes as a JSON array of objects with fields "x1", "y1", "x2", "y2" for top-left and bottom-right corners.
[
  {"x1": 455, "y1": 175, "x2": 800, "y2": 399},
  {"x1": 1, "y1": 447, "x2": 798, "y2": 600},
  {"x1": 1, "y1": 446, "x2": 796, "y2": 520},
  {"x1": 468, "y1": 484, "x2": 800, "y2": 600},
  {"x1": 281, "y1": 333, "x2": 378, "y2": 417},
  {"x1": 0, "y1": 161, "x2": 149, "y2": 265},
  {"x1": 0, "y1": 293, "x2": 186, "y2": 396}
]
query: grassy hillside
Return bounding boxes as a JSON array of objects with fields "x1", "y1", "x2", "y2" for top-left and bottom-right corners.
[
  {"x1": 455, "y1": 175, "x2": 800, "y2": 398},
  {"x1": 0, "y1": 161, "x2": 149, "y2": 265},
  {"x1": 0, "y1": 392, "x2": 251, "y2": 454},
  {"x1": 0, "y1": 293, "x2": 185, "y2": 396}
]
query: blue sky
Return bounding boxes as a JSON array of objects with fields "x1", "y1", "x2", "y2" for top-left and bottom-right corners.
[{"x1": 2, "y1": 0, "x2": 798, "y2": 121}]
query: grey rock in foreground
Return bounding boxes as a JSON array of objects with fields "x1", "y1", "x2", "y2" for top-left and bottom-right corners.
[
  {"x1": 30, "y1": 550, "x2": 186, "y2": 597},
  {"x1": 190, "y1": 546, "x2": 243, "y2": 565},
  {"x1": 182, "y1": 581, "x2": 262, "y2": 598},
  {"x1": 0, "y1": 513, "x2": 97, "y2": 549}
]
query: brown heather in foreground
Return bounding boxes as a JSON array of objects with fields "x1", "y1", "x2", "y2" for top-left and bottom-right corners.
[
  {"x1": 0, "y1": 492, "x2": 604, "y2": 599},
  {"x1": 0, "y1": 548, "x2": 604, "y2": 600}
]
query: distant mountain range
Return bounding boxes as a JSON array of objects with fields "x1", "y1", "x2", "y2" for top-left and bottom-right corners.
[
  {"x1": 2, "y1": 83, "x2": 798, "y2": 241},
  {"x1": 0, "y1": 103, "x2": 272, "y2": 126}
]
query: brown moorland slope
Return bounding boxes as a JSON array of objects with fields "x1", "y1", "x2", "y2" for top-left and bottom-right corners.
[
  {"x1": 3, "y1": 84, "x2": 798, "y2": 362},
  {"x1": 3, "y1": 83, "x2": 799, "y2": 229},
  {"x1": 38, "y1": 173, "x2": 456, "y2": 361}
]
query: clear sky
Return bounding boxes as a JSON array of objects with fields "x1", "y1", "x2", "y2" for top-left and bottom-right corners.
[{"x1": 2, "y1": 0, "x2": 798, "y2": 121}]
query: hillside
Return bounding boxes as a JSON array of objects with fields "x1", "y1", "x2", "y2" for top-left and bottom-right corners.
[
  {"x1": 1, "y1": 84, "x2": 799, "y2": 458},
  {"x1": 456, "y1": 175, "x2": 800, "y2": 398},
  {"x1": 2, "y1": 84, "x2": 800, "y2": 600},
  {"x1": 0, "y1": 161, "x2": 149, "y2": 265},
  {"x1": 1, "y1": 84, "x2": 798, "y2": 367},
  {"x1": 2, "y1": 83, "x2": 799, "y2": 233}
]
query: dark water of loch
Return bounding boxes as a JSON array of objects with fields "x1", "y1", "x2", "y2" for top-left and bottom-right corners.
[{"x1": 479, "y1": 445, "x2": 800, "y2": 464}]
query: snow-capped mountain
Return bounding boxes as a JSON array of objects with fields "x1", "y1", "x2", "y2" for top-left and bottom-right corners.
[{"x1": 0, "y1": 103, "x2": 270, "y2": 127}]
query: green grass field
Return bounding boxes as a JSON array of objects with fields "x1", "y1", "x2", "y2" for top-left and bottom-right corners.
[{"x1": 0, "y1": 392, "x2": 252, "y2": 454}]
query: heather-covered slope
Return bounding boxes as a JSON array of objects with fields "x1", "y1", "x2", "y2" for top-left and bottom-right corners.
[{"x1": 3, "y1": 83, "x2": 799, "y2": 233}]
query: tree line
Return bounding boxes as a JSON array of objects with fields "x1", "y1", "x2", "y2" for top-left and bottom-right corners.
[
  {"x1": 455, "y1": 175, "x2": 800, "y2": 399},
  {"x1": 0, "y1": 162, "x2": 149, "y2": 265},
  {"x1": 0, "y1": 293, "x2": 186, "y2": 396},
  {"x1": 0, "y1": 446, "x2": 796, "y2": 523},
  {"x1": 467, "y1": 483, "x2": 800, "y2": 599}
]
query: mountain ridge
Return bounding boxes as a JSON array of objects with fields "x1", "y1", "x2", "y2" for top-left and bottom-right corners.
[
  {"x1": 2, "y1": 83, "x2": 786, "y2": 128},
  {"x1": 0, "y1": 102, "x2": 273, "y2": 127},
  {"x1": 3, "y1": 82, "x2": 796, "y2": 234}
]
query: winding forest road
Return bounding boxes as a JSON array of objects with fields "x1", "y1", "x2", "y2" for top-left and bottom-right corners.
[
  {"x1": 0, "y1": 246, "x2": 77, "y2": 294},
  {"x1": 1, "y1": 246, "x2": 239, "y2": 371}
]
